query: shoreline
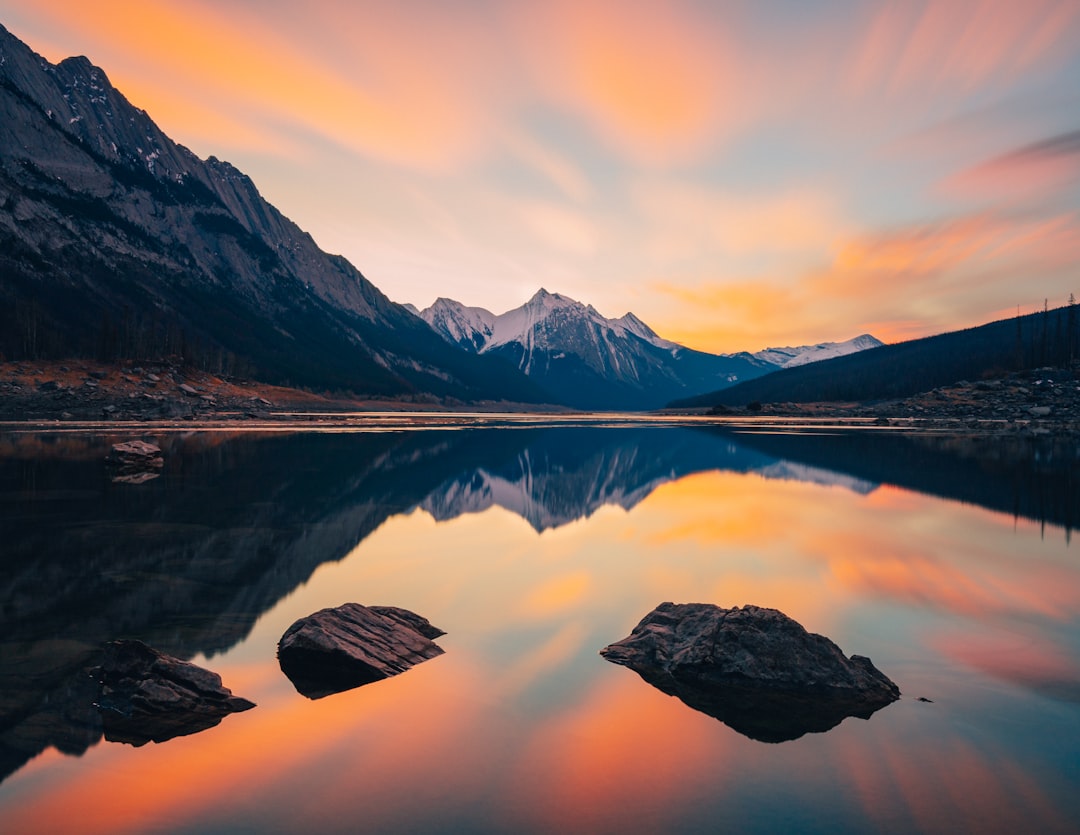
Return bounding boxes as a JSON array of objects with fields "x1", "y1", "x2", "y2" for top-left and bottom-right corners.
[{"x1": 3, "y1": 359, "x2": 1080, "y2": 438}]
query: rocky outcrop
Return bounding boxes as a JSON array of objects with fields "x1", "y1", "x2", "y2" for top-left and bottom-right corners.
[
  {"x1": 93, "y1": 640, "x2": 254, "y2": 746},
  {"x1": 278, "y1": 604, "x2": 445, "y2": 699},
  {"x1": 600, "y1": 602, "x2": 899, "y2": 742}
]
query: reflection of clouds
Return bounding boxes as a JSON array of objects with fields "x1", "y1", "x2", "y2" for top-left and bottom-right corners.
[
  {"x1": 819, "y1": 529, "x2": 1080, "y2": 621},
  {"x1": 518, "y1": 572, "x2": 593, "y2": 620},
  {"x1": 937, "y1": 633, "x2": 1080, "y2": 705},
  {"x1": 493, "y1": 621, "x2": 589, "y2": 700},
  {"x1": 841, "y1": 729, "x2": 1075, "y2": 833},
  {"x1": 502, "y1": 673, "x2": 724, "y2": 833}
]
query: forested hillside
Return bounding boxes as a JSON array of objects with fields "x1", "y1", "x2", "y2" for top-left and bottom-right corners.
[{"x1": 671, "y1": 304, "x2": 1080, "y2": 409}]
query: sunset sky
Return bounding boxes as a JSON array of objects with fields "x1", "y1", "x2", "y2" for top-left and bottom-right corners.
[{"x1": 3, "y1": 0, "x2": 1080, "y2": 352}]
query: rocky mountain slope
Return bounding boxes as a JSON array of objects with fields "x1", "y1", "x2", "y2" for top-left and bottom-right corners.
[{"x1": 0, "y1": 24, "x2": 544, "y2": 403}]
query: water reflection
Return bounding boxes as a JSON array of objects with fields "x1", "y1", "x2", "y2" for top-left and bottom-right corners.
[{"x1": 1, "y1": 424, "x2": 1079, "y2": 833}]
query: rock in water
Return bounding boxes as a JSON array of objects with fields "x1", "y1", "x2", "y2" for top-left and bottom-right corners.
[
  {"x1": 107, "y1": 440, "x2": 164, "y2": 481},
  {"x1": 600, "y1": 602, "x2": 900, "y2": 743},
  {"x1": 278, "y1": 603, "x2": 446, "y2": 699},
  {"x1": 93, "y1": 640, "x2": 255, "y2": 746}
]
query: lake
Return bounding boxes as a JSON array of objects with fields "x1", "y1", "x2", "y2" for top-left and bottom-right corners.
[{"x1": 1, "y1": 420, "x2": 1078, "y2": 834}]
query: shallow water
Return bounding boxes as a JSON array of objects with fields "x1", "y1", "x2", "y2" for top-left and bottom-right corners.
[{"x1": 0, "y1": 423, "x2": 1078, "y2": 834}]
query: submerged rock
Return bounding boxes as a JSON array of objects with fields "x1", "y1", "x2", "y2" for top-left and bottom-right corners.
[
  {"x1": 93, "y1": 640, "x2": 255, "y2": 746},
  {"x1": 278, "y1": 603, "x2": 445, "y2": 700},
  {"x1": 600, "y1": 602, "x2": 900, "y2": 743}
]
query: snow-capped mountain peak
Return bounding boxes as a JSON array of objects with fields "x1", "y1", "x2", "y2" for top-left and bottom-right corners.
[
  {"x1": 614, "y1": 311, "x2": 680, "y2": 352},
  {"x1": 419, "y1": 297, "x2": 496, "y2": 351},
  {"x1": 753, "y1": 334, "x2": 884, "y2": 368},
  {"x1": 418, "y1": 289, "x2": 772, "y2": 408},
  {"x1": 487, "y1": 288, "x2": 587, "y2": 350}
]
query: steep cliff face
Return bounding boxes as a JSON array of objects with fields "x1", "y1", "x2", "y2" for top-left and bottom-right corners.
[{"x1": 0, "y1": 25, "x2": 544, "y2": 401}]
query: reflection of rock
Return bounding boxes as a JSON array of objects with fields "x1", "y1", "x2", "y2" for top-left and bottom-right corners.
[
  {"x1": 278, "y1": 604, "x2": 445, "y2": 700},
  {"x1": 110, "y1": 470, "x2": 160, "y2": 485},
  {"x1": 93, "y1": 640, "x2": 255, "y2": 747},
  {"x1": 0, "y1": 664, "x2": 104, "y2": 783},
  {"x1": 600, "y1": 602, "x2": 900, "y2": 743}
]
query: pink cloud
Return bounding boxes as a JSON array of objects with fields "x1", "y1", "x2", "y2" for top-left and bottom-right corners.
[
  {"x1": 848, "y1": 0, "x2": 1080, "y2": 96},
  {"x1": 943, "y1": 129, "x2": 1080, "y2": 203}
]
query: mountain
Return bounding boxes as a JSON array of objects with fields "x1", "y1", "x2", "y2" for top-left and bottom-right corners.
[
  {"x1": 420, "y1": 289, "x2": 776, "y2": 409},
  {"x1": 0, "y1": 24, "x2": 546, "y2": 402},
  {"x1": 421, "y1": 297, "x2": 496, "y2": 352},
  {"x1": 671, "y1": 305, "x2": 1080, "y2": 409},
  {"x1": 753, "y1": 334, "x2": 883, "y2": 368}
]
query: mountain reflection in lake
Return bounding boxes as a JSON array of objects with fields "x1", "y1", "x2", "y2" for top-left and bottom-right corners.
[{"x1": 1, "y1": 424, "x2": 1079, "y2": 834}]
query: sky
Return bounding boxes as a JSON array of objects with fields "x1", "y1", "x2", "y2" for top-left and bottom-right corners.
[{"x1": 3, "y1": 0, "x2": 1080, "y2": 353}]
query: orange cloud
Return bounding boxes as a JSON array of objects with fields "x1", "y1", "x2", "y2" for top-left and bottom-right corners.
[
  {"x1": 513, "y1": 0, "x2": 740, "y2": 165},
  {"x1": 19, "y1": 0, "x2": 500, "y2": 168},
  {"x1": 650, "y1": 209, "x2": 1080, "y2": 353}
]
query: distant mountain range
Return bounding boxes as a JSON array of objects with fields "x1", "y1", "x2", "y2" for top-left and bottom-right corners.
[
  {"x1": 751, "y1": 334, "x2": 884, "y2": 368},
  {"x1": 673, "y1": 305, "x2": 1079, "y2": 410},
  {"x1": 417, "y1": 291, "x2": 881, "y2": 409},
  {"x1": 0, "y1": 22, "x2": 888, "y2": 411}
]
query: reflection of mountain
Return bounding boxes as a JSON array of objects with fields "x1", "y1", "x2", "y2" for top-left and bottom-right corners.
[
  {"x1": 716, "y1": 429, "x2": 1080, "y2": 534},
  {"x1": 756, "y1": 460, "x2": 878, "y2": 495},
  {"x1": 0, "y1": 430, "x2": 519, "y2": 780},
  {"x1": 419, "y1": 428, "x2": 774, "y2": 531}
]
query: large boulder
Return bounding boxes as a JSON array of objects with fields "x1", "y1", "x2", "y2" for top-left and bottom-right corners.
[
  {"x1": 600, "y1": 602, "x2": 900, "y2": 742},
  {"x1": 278, "y1": 603, "x2": 445, "y2": 699},
  {"x1": 93, "y1": 639, "x2": 255, "y2": 746}
]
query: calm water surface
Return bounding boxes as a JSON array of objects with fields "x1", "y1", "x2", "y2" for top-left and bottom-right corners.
[{"x1": 0, "y1": 423, "x2": 1078, "y2": 834}]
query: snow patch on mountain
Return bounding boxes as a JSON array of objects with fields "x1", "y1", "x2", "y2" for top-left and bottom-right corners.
[
  {"x1": 421, "y1": 288, "x2": 677, "y2": 358},
  {"x1": 420, "y1": 297, "x2": 496, "y2": 351}
]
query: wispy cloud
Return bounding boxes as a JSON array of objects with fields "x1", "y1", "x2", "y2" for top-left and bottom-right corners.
[
  {"x1": 945, "y1": 129, "x2": 1080, "y2": 203},
  {"x1": 651, "y1": 210, "x2": 1080, "y2": 351}
]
